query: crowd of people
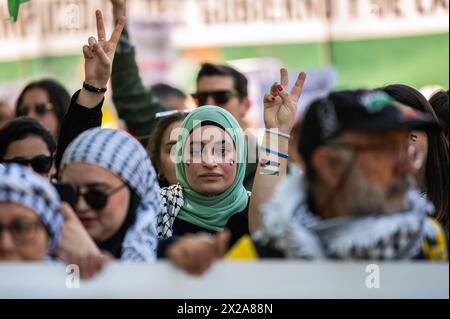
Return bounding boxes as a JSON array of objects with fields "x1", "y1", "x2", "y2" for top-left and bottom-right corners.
[{"x1": 0, "y1": 1, "x2": 448, "y2": 281}]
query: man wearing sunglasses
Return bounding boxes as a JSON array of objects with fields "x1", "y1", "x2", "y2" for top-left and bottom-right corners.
[{"x1": 193, "y1": 63, "x2": 251, "y2": 129}]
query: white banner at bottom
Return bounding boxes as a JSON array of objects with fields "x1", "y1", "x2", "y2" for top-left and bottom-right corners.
[{"x1": 0, "y1": 261, "x2": 448, "y2": 299}]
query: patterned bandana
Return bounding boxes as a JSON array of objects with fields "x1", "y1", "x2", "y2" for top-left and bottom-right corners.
[
  {"x1": 0, "y1": 164, "x2": 63, "y2": 255},
  {"x1": 59, "y1": 128, "x2": 162, "y2": 261},
  {"x1": 254, "y1": 174, "x2": 442, "y2": 260}
]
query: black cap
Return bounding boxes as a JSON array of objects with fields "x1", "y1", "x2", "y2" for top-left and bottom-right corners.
[{"x1": 298, "y1": 89, "x2": 439, "y2": 162}]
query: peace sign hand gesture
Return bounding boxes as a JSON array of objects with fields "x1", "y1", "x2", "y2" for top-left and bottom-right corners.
[
  {"x1": 83, "y1": 10, "x2": 126, "y2": 89},
  {"x1": 263, "y1": 69, "x2": 306, "y2": 134}
]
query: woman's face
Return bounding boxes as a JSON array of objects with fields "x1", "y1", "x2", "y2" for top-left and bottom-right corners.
[
  {"x1": 159, "y1": 120, "x2": 182, "y2": 186},
  {"x1": 183, "y1": 125, "x2": 237, "y2": 196},
  {"x1": 20, "y1": 88, "x2": 59, "y2": 136},
  {"x1": 61, "y1": 163, "x2": 130, "y2": 243},
  {"x1": 3, "y1": 135, "x2": 54, "y2": 179},
  {"x1": 0, "y1": 202, "x2": 49, "y2": 261}
]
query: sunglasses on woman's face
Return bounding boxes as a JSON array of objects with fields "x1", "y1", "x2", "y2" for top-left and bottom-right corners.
[
  {"x1": 191, "y1": 90, "x2": 239, "y2": 106},
  {"x1": 78, "y1": 184, "x2": 127, "y2": 211},
  {"x1": 17, "y1": 102, "x2": 54, "y2": 117},
  {"x1": 2, "y1": 155, "x2": 53, "y2": 174}
]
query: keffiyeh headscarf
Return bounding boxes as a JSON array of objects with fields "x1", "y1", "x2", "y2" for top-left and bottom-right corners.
[
  {"x1": 254, "y1": 174, "x2": 444, "y2": 260},
  {"x1": 60, "y1": 128, "x2": 162, "y2": 261},
  {"x1": 0, "y1": 164, "x2": 63, "y2": 255},
  {"x1": 158, "y1": 106, "x2": 249, "y2": 238}
]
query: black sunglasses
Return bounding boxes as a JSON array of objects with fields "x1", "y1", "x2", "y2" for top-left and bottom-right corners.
[
  {"x1": 17, "y1": 102, "x2": 54, "y2": 117},
  {"x1": 2, "y1": 155, "x2": 53, "y2": 174},
  {"x1": 191, "y1": 90, "x2": 239, "y2": 106},
  {"x1": 78, "y1": 184, "x2": 127, "y2": 210}
]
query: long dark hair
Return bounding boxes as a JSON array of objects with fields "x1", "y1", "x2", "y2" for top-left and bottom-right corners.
[
  {"x1": 429, "y1": 90, "x2": 449, "y2": 141},
  {"x1": 147, "y1": 113, "x2": 187, "y2": 187},
  {"x1": 381, "y1": 84, "x2": 449, "y2": 228},
  {"x1": 15, "y1": 79, "x2": 71, "y2": 136}
]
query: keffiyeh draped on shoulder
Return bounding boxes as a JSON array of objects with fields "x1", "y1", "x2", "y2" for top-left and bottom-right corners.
[{"x1": 254, "y1": 174, "x2": 446, "y2": 260}]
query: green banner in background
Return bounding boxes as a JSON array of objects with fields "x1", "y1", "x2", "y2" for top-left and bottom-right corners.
[
  {"x1": 0, "y1": 0, "x2": 448, "y2": 98},
  {"x1": 0, "y1": 32, "x2": 448, "y2": 93},
  {"x1": 189, "y1": 33, "x2": 449, "y2": 90}
]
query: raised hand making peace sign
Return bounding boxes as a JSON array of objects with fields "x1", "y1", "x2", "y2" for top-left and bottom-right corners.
[
  {"x1": 263, "y1": 69, "x2": 306, "y2": 134},
  {"x1": 83, "y1": 10, "x2": 126, "y2": 90},
  {"x1": 77, "y1": 10, "x2": 125, "y2": 108}
]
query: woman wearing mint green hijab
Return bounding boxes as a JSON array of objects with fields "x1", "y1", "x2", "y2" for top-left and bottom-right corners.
[
  {"x1": 157, "y1": 68, "x2": 307, "y2": 247},
  {"x1": 157, "y1": 105, "x2": 250, "y2": 246}
]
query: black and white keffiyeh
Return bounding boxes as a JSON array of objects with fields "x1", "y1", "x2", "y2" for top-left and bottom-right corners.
[
  {"x1": 158, "y1": 184, "x2": 184, "y2": 239},
  {"x1": 157, "y1": 184, "x2": 251, "y2": 239},
  {"x1": 60, "y1": 128, "x2": 162, "y2": 261},
  {"x1": 254, "y1": 174, "x2": 439, "y2": 260},
  {"x1": 0, "y1": 164, "x2": 63, "y2": 255}
]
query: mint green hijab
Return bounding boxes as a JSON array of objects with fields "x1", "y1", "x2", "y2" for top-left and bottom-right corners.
[{"x1": 175, "y1": 105, "x2": 249, "y2": 231}]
